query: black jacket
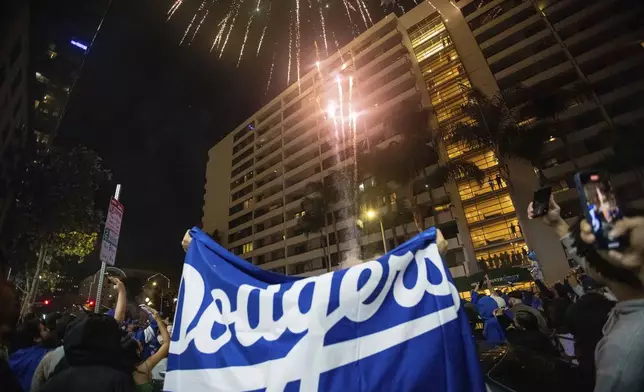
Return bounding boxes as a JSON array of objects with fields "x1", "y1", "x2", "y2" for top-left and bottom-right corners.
[{"x1": 40, "y1": 314, "x2": 135, "y2": 392}]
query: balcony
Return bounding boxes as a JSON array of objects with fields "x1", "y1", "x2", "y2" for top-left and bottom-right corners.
[
  {"x1": 355, "y1": 43, "x2": 407, "y2": 82},
  {"x1": 473, "y1": 1, "x2": 534, "y2": 45},
  {"x1": 254, "y1": 169, "x2": 282, "y2": 192},
  {"x1": 360, "y1": 71, "x2": 416, "y2": 109}
]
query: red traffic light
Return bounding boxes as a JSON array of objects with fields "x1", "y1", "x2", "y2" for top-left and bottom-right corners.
[
  {"x1": 88, "y1": 301, "x2": 94, "y2": 306},
  {"x1": 44, "y1": 300, "x2": 50, "y2": 305}
]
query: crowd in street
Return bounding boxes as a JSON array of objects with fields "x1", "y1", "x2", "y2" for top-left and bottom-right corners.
[
  {"x1": 0, "y1": 274, "x2": 171, "y2": 392},
  {"x1": 1, "y1": 194, "x2": 644, "y2": 392},
  {"x1": 467, "y1": 196, "x2": 644, "y2": 391}
]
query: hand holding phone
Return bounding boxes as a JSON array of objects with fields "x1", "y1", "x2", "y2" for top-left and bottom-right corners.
[
  {"x1": 531, "y1": 187, "x2": 552, "y2": 218},
  {"x1": 575, "y1": 171, "x2": 625, "y2": 249}
]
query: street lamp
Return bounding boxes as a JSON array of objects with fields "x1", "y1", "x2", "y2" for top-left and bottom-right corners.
[
  {"x1": 147, "y1": 273, "x2": 171, "y2": 314},
  {"x1": 365, "y1": 209, "x2": 387, "y2": 253}
]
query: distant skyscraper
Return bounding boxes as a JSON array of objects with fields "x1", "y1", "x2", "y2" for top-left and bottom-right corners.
[
  {"x1": 0, "y1": 0, "x2": 111, "y2": 237},
  {"x1": 29, "y1": 0, "x2": 111, "y2": 145},
  {"x1": 0, "y1": 0, "x2": 30, "y2": 234}
]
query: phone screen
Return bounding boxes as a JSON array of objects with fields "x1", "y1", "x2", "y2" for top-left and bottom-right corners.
[
  {"x1": 532, "y1": 187, "x2": 552, "y2": 217},
  {"x1": 578, "y1": 172, "x2": 624, "y2": 249}
]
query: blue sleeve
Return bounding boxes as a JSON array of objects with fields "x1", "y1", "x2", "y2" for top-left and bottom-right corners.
[
  {"x1": 106, "y1": 309, "x2": 115, "y2": 318},
  {"x1": 471, "y1": 291, "x2": 480, "y2": 305},
  {"x1": 483, "y1": 319, "x2": 506, "y2": 345}
]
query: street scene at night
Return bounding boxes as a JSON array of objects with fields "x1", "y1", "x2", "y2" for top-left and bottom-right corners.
[{"x1": 1, "y1": 0, "x2": 644, "y2": 391}]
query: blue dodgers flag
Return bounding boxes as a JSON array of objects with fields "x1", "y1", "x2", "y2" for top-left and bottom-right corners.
[{"x1": 165, "y1": 227, "x2": 484, "y2": 392}]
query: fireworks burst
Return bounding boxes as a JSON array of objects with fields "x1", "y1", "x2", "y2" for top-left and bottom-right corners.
[{"x1": 167, "y1": 0, "x2": 388, "y2": 94}]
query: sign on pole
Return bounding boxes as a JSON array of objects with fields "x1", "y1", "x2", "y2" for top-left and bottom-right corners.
[
  {"x1": 95, "y1": 184, "x2": 122, "y2": 313},
  {"x1": 100, "y1": 197, "x2": 124, "y2": 266}
]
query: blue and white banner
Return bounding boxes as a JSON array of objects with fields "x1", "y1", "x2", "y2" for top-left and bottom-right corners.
[{"x1": 165, "y1": 227, "x2": 484, "y2": 392}]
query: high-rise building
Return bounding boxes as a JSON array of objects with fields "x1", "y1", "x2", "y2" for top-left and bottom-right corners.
[
  {"x1": 29, "y1": 0, "x2": 111, "y2": 145},
  {"x1": 0, "y1": 1, "x2": 111, "y2": 239},
  {"x1": 0, "y1": 0, "x2": 30, "y2": 234},
  {"x1": 203, "y1": 0, "x2": 644, "y2": 281}
]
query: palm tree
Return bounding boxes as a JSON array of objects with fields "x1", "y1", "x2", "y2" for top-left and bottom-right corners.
[
  {"x1": 360, "y1": 109, "x2": 483, "y2": 232},
  {"x1": 443, "y1": 83, "x2": 596, "y2": 185},
  {"x1": 440, "y1": 88, "x2": 522, "y2": 183},
  {"x1": 297, "y1": 179, "x2": 340, "y2": 272}
]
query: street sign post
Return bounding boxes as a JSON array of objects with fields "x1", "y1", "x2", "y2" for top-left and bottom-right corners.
[
  {"x1": 95, "y1": 184, "x2": 122, "y2": 313},
  {"x1": 100, "y1": 198, "x2": 124, "y2": 266}
]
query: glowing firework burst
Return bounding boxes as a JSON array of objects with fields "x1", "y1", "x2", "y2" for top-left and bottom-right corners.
[{"x1": 165, "y1": 0, "x2": 408, "y2": 95}]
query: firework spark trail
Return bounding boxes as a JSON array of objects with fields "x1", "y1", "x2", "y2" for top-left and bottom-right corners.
[
  {"x1": 219, "y1": 0, "x2": 242, "y2": 59},
  {"x1": 190, "y1": 1, "x2": 211, "y2": 45},
  {"x1": 266, "y1": 51, "x2": 276, "y2": 93},
  {"x1": 210, "y1": 14, "x2": 229, "y2": 52},
  {"x1": 256, "y1": 25, "x2": 268, "y2": 56},
  {"x1": 358, "y1": 0, "x2": 373, "y2": 25},
  {"x1": 341, "y1": 0, "x2": 356, "y2": 35},
  {"x1": 167, "y1": 0, "x2": 184, "y2": 20},
  {"x1": 295, "y1": 0, "x2": 301, "y2": 86},
  {"x1": 255, "y1": 2, "x2": 271, "y2": 56},
  {"x1": 337, "y1": 76, "x2": 345, "y2": 145},
  {"x1": 349, "y1": 75, "x2": 359, "y2": 217},
  {"x1": 287, "y1": 15, "x2": 293, "y2": 85},
  {"x1": 332, "y1": 31, "x2": 345, "y2": 63},
  {"x1": 179, "y1": 12, "x2": 198, "y2": 45},
  {"x1": 355, "y1": 0, "x2": 369, "y2": 29},
  {"x1": 317, "y1": 0, "x2": 329, "y2": 56},
  {"x1": 237, "y1": 13, "x2": 254, "y2": 66}
]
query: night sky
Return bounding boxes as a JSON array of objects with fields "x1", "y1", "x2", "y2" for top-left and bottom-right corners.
[
  {"x1": 57, "y1": 0, "x2": 403, "y2": 281},
  {"x1": 59, "y1": 0, "x2": 261, "y2": 280}
]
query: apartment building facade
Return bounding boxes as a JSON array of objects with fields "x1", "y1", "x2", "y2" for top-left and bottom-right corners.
[
  {"x1": 0, "y1": 1, "x2": 30, "y2": 236},
  {"x1": 458, "y1": 0, "x2": 644, "y2": 214},
  {"x1": 203, "y1": 0, "x2": 643, "y2": 281}
]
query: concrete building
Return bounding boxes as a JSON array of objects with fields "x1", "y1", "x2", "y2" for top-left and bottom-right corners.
[
  {"x1": 0, "y1": 1, "x2": 30, "y2": 235},
  {"x1": 203, "y1": 0, "x2": 643, "y2": 281}
]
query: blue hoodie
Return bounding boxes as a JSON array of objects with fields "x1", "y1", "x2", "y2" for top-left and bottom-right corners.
[
  {"x1": 8, "y1": 345, "x2": 49, "y2": 391},
  {"x1": 471, "y1": 291, "x2": 506, "y2": 345}
]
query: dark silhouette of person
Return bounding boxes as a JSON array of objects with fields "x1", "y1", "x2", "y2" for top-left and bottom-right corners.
[
  {"x1": 488, "y1": 177, "x2": 495, "y2": 191},
  {"x1": 495, "y1": 175, "x2": 502, "y2": 189},
  {"x1": 492, "y1": 254, "x2": 500, "y2": 268}
]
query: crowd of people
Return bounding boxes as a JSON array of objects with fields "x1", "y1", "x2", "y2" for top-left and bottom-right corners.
[
  {"x1": 467, "y1": 195, "x2": 644, "y2": 391},
  {"x1": 0, "y1": 274, "x2": 171, "y2": 392},
  {"x1": 2, "y1": 195, "x2": 644, "y2": 391}
]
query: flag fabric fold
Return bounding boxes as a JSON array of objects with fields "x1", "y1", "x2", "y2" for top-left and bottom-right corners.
[{"x1": 165, "y1": 226, "x2": 484, "y2": 392}]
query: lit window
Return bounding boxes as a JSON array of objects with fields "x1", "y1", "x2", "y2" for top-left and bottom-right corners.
[
  {"x1": 243, "y1": 199, "x2": 252, "y2": 209},
  {"x1": 242, "y1": 242, "x2": 253, "y2": 254},
  {"x1": 434, "y1": 203, "x2": 450, "y2": 212}
]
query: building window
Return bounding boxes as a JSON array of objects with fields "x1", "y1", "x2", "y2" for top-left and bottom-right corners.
[
  {"x1": 242, "y1": 242, "x2": 253, "y2": 254},
  {"x1": 243, "y1": 198, "x2": 253, "y2": 209}
]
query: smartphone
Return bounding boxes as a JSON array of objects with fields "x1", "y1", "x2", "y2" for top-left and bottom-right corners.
[
  {"x1": 532, "y1": 187, "x2": 552, "y2": 217},
  {"x1": 574, "y1": 170, "x2": 625, "y2": 249}
]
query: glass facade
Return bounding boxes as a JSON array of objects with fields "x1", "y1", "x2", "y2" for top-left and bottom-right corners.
[{"x1": 409, "y1": 13, "x2": 526, "y2": 272}]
